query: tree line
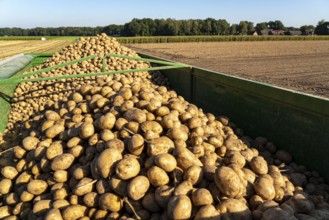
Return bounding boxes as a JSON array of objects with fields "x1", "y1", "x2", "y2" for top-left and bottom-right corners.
[{"x1": 0, "y1": 18, "x2": 328, "y2": 36}]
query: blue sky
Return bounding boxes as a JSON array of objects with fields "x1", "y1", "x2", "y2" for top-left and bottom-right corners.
[{"x1": 0, "y1": 0, "x2": 328, "y2": 28}]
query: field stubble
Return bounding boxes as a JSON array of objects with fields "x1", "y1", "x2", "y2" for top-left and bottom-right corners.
[{"x1": 128, "y1": 41, "x2": 329, "y2": 97}]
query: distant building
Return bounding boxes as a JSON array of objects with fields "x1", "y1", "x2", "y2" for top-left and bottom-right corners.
[
  {"x1": 257, "y1": 29, "x2": 271, "y2": 35},
  {"x1": 285, "y1": 30, "x2": 302, "y2": 36},
  {"x1": 269, "y1": 30, "x2": 285, "y2": 35},
  {"x1": 302, "y1": 29, "x2": 314, "y2": 35},
  {"x1": 248, "y1": 31, "x2": 258, "y2": 36}
]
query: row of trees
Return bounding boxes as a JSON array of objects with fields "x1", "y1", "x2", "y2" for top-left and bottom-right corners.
[{"x1": 0, "y1": 18, "x2": 328, "y2": 36}]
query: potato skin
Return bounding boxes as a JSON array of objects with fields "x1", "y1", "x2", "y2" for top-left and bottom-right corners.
[
  {"x1": 1, "y1": 166, "x2": 18, "y2": 179},
  {"x1": 127, "y1": 175, "x2": 150, "y2": 200},
  {"x1": 98, "y1": 193, "x2": 123, "y2": 212},
  {"x1": 51, "y1": 153, "x2": 75, "y2": 171},
  {"x1": 115, "y1": 157, "x2": 140, "y2": 180},
  {"x1": 254, "y1": 175, "x2": 276, "y2": 200},
  {"x1": 128, "y1": 134, "x2": 145, "y2": 155},
  {"x1": 194, "y1": 205, "x2": 220, "y2": 220},
  {"x1": 62, "y1": 204, "x2": 87, "y2": 220},
  {"x1": 250, "y1": 156, "x2": 268, "y2": 175},
  {"x1": 214, "y1": 166, "x2": 244, "y2": 198},
  {"x1": 147, "y1": 166, "x2": 170, "y2": 187},
  {"x1": 192, "y1": 188, "x2": 213, "y2": 206},
  {"x1": 96, "y1": 148, "x2": 122, "y2": 178},
  {"x1": 167, "y1": 195, "x2": 192, "y2": 220},
  {"x1": 154, "y1": 153, "x2": 177, "y2": 172},
  {"x1": 27, "y1": 179, "x2": 48, "y2": 195}
]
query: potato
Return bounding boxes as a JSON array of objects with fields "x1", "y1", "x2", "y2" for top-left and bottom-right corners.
[
  {"x1": 22, "y1": 136, "x2": 39, "y2": 151},
  {"x1": 96, "y1": 112, "x2": 116, "y2": 130},
  {"x1": 123, "y1": 108, "x2": 147, "y2": 123},
  {"x1": 226, "y1": 151, "x2": 246, "y2": 168},
  {"x1": 217, "y1": 198, "x2": 252, "y2": 220},
  {"x1": 262, "y1": 207, "x2": 297, "y2": 220},
  {"x1": 174, "y1": 144, "x2": 203, "y2": 170},
  {"x1": 142, "y1": 192, "x2": 161, "y2": 213},
  {"x1": 154, "y1": 153, "x2": 177, "y2": 172},
  {"x1": 183, "y1": 165, "x2": 203, "y2": 185},
  {"x1": 214, "y1": 166, "x2": 244, "y2": 198},
  {"x1": 275, "y1": 150, "x2": 292, "y2": 164},
  {"x1": 53, "y1": 200, "x2": 70, "y2": 210},
  {"x1": 104, "y1": 139, "x2": 125, "y2": 153},
  {"x1": 79, "y1": 122, "x2": 95, "y2": 139},
  {"x1": 147, "y1": 136, "x2": 175, "y2": 156},
  {"x1": 156, "y1": 106, "x2": 170, "y2": 116},
  {"x1": 53, "y1": 170, "x2": 68, "y2": 183},
  {"x1": 141, "y1": 121, "x2": 163, "y2": 134},
  {"x1": 33, "y1": 200, "x2": 52, "y2": 216},
  {"x1": 192, "y1": 188, "x2": 213, "y2": 206},
  {"x1": 155, "y1": 185, "x2": 174, "y2": 208},
  {"x1": 73, "y1": 178, "x2": 95, "y2": 196},
  {"x1": 194, "y1": 205, "x2": 220, "y2": 220},
  {"x1": 147, "y1": 166, "x2": 169, "y2": 187},
  {"x1": 53, "y1": 188, "x2": 68, "y2": 200},
  {"x1": 167, "y1": 195, "x2": 192, "y2": 220},
  {"x1": 72, "y1": 165, "x2": 90, "y2": 180},
  {"x1": 224, "y1": 136, "x2": 243, "y2": 151},
  {"x1": 167, "y1": 127, "x2": 188, "y2": 141},
  {"x1": 44, "y1": 208, "x2": 63, "y2": 220},
  {"x1": 115, "y1": 157, "x2": 140, "y2": 180},
  {"x1": 127, "y1": 134, "x2": 145, "y2": 155},
  {"x1": 45, "y1": 110, "x2": 61, "y2": 121},
  {"x1": 96, "y1": 148, "x2": 122, "y2": 178},
  {"x1": 51, "y1": 153, "x2": 75, "y2": 171},
  {"x1": 250, "y1": 156, "x2": 268, "y2": 175},
  {"x1": 83, "y1": 192, "x2": 99, "y2": 207},
  {"x1": 174, "y1": 180, "x2": 193, "y2": 196},
  {"x1": 27, "y1": 179, "x2": 48, "y2": 195},
  {"x1": 254, "y1": 175, "x2": 276, "y2": 200},
  {"x1": 99, "y1": 193, "x2": 123, "y2": 212},
  {"x1": 15, "y1": 171, "x2": 32, "y2": 185},
  {"x1": 62, "y1": 205, "x2": 87, "y2": 220},
  {"x1": 109, "y1": 175, "x2": 129, "y2": 197},
  {"x1": 46, "y1": 125, "x2": 65, "y2": 138},
  {"x1": 1, "y1": 166, "x2": 18, "y2": 179},
  {"x1": 127, "y1": 175, "x2": 150, "y2": 200},
  {"x1": 20, "y1": 191, "x2": 34, "y2": 202},
  {"x1": 0, "y1": 206, "x2": 11, "y2": 219}
]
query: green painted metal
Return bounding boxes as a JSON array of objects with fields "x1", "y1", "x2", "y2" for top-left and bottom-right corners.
[
  {"x1": 138, "y1": 52, "x2": 329, "y2": 181},
  {"x1": 0, "y1": 55, "x2": 51, "y2": 132}
]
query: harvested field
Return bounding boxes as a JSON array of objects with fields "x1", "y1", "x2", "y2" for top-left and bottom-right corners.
[
  {"x1": 128, "y1": 41, "x2": 329, "y2": 98},
  {"x1": 0, "y1": 40, "x2": 72, "y2": 61}
]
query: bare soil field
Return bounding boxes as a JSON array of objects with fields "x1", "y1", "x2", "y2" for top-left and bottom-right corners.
[
  {"x1": 128, "y1": 41, "x2": 329, "y2": 98},
  {"x1": 0, "y1": 40, "x2": 72, "y2": 61}
]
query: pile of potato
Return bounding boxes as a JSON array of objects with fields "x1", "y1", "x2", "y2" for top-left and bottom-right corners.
[{"x1": 0, "y1": 34, "x2": 329, "y2": 219}]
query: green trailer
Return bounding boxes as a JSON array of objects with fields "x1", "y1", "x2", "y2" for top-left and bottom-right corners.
[{"x1": 1, "y1": 53, "x2": 329, "y2": 182}]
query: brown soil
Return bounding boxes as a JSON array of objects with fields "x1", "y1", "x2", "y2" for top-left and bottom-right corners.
[
  {"x1": 128, "y1": 41, "x2": 329, "y2": 98},
  {"x1": 0, "y1": 40, "x2": 72, "y2": 61}
]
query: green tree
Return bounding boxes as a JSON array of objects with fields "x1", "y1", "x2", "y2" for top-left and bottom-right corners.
[
  {"x1": 268, "y1": 20, "x2": 285, "y2": 30},
  {"x1": 230, "y1": 24, "x2": 238, "y2": 35},
  {"x1": 256, "y1": 22, "x2": 268, "y2": 31},
  {"x1": 315, "y1": 20, "x2": 329, "y2": 35},
  {"x1": 300, "y1": 25, "x2": 314, "y2": 32},
  {"x1": 238, "y1": 21, "x2": 248, "y2": 35}
]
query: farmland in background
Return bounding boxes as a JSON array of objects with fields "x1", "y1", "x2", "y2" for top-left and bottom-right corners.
[
  {"x1": 128, "y1": 41, "x2": 329, "y2": 97},
  {"x1": 0, "y1": 40, "x2": 73, "y2": 61}
]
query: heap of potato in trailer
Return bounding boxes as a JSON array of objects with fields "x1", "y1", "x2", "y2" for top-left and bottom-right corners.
[{"x1": 0, "y1": 33, "x2": 329, "y2": 220}]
